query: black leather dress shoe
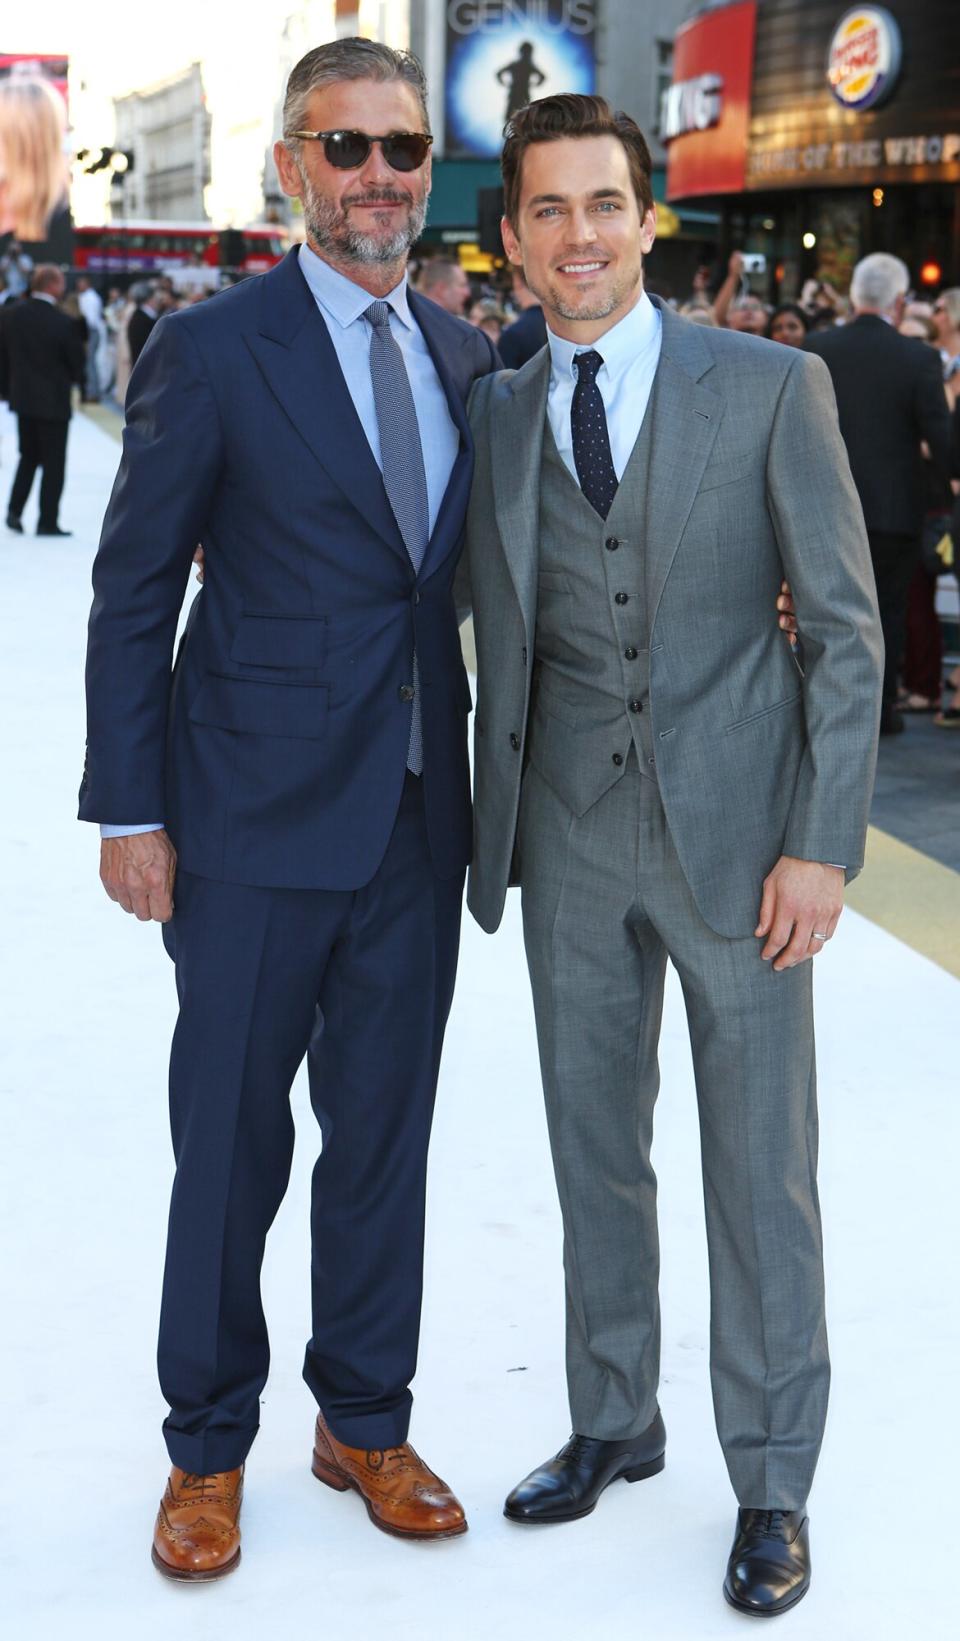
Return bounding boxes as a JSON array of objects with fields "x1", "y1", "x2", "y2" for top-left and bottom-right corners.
[
  {"x1": 504, "y1": 1412, "x2": 665, "y2": 1524},
  {"x1": 5, "y1": 513, "x2": 23, "y2": 533},
  {"x1": 36, "y1": 524, "x2": 72, "y2": 537},
  {"x1": 723, "y1": 1508, "x2": 811, "y2": 1617}
]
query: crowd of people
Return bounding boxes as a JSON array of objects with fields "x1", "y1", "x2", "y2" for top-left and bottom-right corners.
[{"x1": 2, "y1": 221, "x2": 958, "y2": 726}]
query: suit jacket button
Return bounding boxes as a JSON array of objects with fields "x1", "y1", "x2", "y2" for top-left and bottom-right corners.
[
  {"x1": 612, "y1": 752, "x2": 624, "y2": 766},
  {"x1": 510, "y1": 732, "x2": 521, "y2": 750},
  {"x1": 629, "y1": 699, "x2": 643, "y2": 713},
  {"x1": 614, "y1": 592, "x2": 629, "y2": 605},
  {"x1": 398, "y1": 684, "x2": 415, "y2": 702},
  {"x1": 605, "y1": 536, "x2": 620, "y2": 551},
  {"x1": 624, "y1": 647, "x2": 638, "y2": 660}
]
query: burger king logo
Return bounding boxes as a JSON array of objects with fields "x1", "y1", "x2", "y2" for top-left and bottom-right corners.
[{"x1": 827, "y1": 7, "x2": 902, "y2": 110}]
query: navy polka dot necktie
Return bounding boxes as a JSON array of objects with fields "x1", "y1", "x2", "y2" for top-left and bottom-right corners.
[{"x1": 571, "y1": 349, "x2": 618, "y2": 519}]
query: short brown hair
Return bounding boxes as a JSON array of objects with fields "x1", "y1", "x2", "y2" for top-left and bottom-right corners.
[{"x1": 501, "y1": 94, "x2": 654, "y2": 228}]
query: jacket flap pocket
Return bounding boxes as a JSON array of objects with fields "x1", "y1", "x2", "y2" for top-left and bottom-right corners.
[
  {"x1": 230, "y1": 613, "x2": 327, "y2": 668},
  {"x1": 189, "y1": 673, "x2": 328, "y2": 738}
]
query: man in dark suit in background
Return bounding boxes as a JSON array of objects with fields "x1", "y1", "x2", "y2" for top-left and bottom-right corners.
[
  {"x1": 81, "y1": 39, "x2": 495, "y2": 1579},
  {"x1": 806, "y1": 253, "x2": 956, "y2": 734},
  {"x1": 125, "y1": 280, "x2": 171, "y2": 371},
  {"x1": 0, "y1": 263, "x2": 84, "y2": 536},
  {"x1": 498, "y1": 265, "x2": 547, "y2": 368}
]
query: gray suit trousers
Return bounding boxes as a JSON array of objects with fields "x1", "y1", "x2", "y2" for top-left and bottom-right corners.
[{"x1": 517, "y1": 757, "x2": 829, "y2": 1509}]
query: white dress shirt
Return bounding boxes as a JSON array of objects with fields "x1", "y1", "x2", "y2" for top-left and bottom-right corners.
[
  {"x1": 546, "y1": 290, "x2": 662, "y2": 483},
  {"x1": 101, "y1": 244, "x2": 460, "y2": 838}
]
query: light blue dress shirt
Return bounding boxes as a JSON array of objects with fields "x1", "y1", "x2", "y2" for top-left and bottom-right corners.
[
  {"x1": 102, "y1": 243, "x2": 461, "y2": 837},
  {"x1": 546, "y1": 290, "x2": 662, "y2": 483}
]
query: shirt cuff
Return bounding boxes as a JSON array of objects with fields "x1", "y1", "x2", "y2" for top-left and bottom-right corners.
[{"x1": 99, "y1": 823, "x2": 164, "y2": 837}]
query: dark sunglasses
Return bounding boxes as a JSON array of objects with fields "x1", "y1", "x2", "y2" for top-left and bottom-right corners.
[{"x1": 287, "y1": 129, "x2": 433, "y2": 172}]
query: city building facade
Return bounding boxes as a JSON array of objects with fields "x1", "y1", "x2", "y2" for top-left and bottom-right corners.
[{"x1": 664, "y1": 0, "x2": 960, "y2": 297}]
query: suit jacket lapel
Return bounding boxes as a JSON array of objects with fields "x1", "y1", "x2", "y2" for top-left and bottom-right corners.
[
  {"x1": 245, "y1": 249, "x2": 406, "y2": 560},
  {"x1": 644, "y1": 299, "x2": 722, "y2": 623},
  {"x1": 408, "y1": 289, "x2": 474, "y2": 579},
  {"x1": 490, "y1": 346, "x2": 550, "y2": 643}
]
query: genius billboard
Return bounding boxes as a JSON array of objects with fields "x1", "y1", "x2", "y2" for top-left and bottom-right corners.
[{"x1": 444, "y1": 0, "x2": 597, "y2": 159}]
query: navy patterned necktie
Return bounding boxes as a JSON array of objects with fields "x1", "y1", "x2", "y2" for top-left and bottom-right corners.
[
  {"x1": 365, "y1": 299, "x2": 428, "y2": 774},
  {"x1": 571, "y1": 349, "x2": 618, "y2": 519}
]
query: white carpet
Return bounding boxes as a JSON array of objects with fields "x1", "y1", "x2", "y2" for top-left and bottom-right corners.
[{"x1": 2, "y1": 405, "x2": 957, "y2": 1639}]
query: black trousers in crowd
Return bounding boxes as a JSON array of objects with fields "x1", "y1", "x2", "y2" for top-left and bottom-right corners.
[
  {"x1": 868, "y1": 530, "x2": 921, "y2": 718},
  {"x1": 8, "y1": 415, "x2": 69, "y2": 530}
]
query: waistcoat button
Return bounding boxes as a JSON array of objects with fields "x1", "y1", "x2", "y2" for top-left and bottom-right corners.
[
  {"x1": 614, "y1": 592, "x2": 629, "y2": 606},
  {"x1": 629, "y1": 699, "x2": 643, "y2": 713},
  {"x1": 604, "y1": 536, "x2": 620, "y2": 551},
  {"x1": 612, "y1": 752, "x2": 624, "y2": 766},
  {"x1": 624, "y1": 647, "x2": 638, "y2": 660}
]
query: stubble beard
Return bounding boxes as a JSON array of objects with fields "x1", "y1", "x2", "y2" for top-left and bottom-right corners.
[
  {"x1": 537, "y1": 253, "x2": 645, "y2": 326},
  {"x1": 300, "y1": 170, "x2": 428, "y2": 269}
]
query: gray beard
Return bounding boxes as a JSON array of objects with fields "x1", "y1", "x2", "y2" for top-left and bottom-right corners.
[{"x1": 301, "y1": 176, "x2": 428, "y2": 267}]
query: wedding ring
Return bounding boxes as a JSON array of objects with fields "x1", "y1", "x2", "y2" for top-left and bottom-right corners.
[{"x1": 812, "y1": 931, "x2": 828, "y2": 941}]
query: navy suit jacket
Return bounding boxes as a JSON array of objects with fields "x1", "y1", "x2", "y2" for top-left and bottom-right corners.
[{"x1": 80, "y1": 248, "x2": 497, "y2": 888}]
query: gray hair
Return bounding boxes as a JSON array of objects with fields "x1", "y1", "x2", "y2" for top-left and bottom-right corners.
[
  {"x1": 129, "y1": 279, "x2": 156, "y2": 304},
  {"x1": 417, "y1": 258, "x2": 463, "y2": 293},
  {"x1": 282, "y1": 37, "x2": 429, "y2": 148},
  {"x1": 938, "y1": 287, "x2": 960, "y2": 328},
  {"x1": 850, "y1": 252, "x2": 910, "y2": 313}
]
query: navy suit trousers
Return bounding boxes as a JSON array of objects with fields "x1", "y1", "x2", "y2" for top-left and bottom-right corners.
[{"x1": 158, "y1": 774, "x2": 463, "y2": 1473}]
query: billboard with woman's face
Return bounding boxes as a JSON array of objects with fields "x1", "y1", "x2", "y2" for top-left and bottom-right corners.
[{"x1": 445, "y1": 0, "x2": 597, "y2": 159}]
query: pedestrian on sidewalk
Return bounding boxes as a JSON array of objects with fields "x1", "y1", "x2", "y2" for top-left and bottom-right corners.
[
  {"x1": 0, "y1": 263, "x2": 83, "y2": 537},
  {"x1": 805, "y1": 253, "x2": 956, "y2": 735}
]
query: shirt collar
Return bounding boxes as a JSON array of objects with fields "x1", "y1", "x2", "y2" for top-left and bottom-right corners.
[
  {"x1": 298, "y1": 241, "x2": 413, "y2": 332},
  {"x1": 32, "y1": 291, "x2": 57, "y2": 306},
  {"x1": 547, "y1": 289, "x2": 659, "y2": 384}
]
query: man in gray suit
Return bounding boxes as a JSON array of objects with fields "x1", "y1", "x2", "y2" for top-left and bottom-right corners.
[{"x1": 462, "y1": 95, "x2": 883, "y2": 1617}]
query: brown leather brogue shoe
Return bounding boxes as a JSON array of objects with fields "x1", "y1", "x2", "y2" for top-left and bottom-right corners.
[
  {"x1": 311, "y1": 1413, "x2": 467, "y2": 1541},
  {"x1": 151, "y1": 1465, "x2": 244, "y2": 1581}
]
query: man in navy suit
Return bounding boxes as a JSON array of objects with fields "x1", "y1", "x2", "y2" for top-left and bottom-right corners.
[{"x1": 80, "y1": 39, "x2": 495, "y2": 1578}]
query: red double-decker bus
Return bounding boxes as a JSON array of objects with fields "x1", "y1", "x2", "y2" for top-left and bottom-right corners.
[{"x1": 72, "y1": 221, "x2": 288, "y2": 277}]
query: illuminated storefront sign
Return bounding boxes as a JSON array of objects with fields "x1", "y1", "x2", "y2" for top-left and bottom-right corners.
[
  {"x1": 827, "y1": 7, "x2": 902, "y2": 111},
  {"x1": 664, "y1": 0, "x2": 757, "y2": 200},
  {"x1": 660, "y1": 73, "x2": 723, "y2": 141}
]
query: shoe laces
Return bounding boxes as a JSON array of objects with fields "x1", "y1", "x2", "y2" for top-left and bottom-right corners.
[
  {"x1": 752, "y1": 1509, "x2": 788, "y2": 1540},
  {"x1": 179, "y1": 1471, "x2": 222, "y2": 1497},
  {"x1": 561, "y1": 1433, "x2": 592, "y2": 1462}
]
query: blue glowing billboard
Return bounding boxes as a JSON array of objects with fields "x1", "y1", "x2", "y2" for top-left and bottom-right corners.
[{"x1": 444, "y1": 0, "x2": 598, "y2": 159}]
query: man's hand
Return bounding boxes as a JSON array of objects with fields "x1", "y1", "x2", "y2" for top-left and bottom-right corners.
[
  {"x1": 755, "y1": 856, "x2": 844, "y2": 971},
  {"x1": 100, "y1": 829, "x2": 177, "y2": 923},
  {"x1": 193, "y1": 545, "x2": 205, "y2": 582},
  {"x1": 778, "y1": 579, "x2": 798, "y2": 646}
]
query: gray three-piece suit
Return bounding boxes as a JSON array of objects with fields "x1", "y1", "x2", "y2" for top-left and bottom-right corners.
[{"x1": 462, "y1": 299, "x2": 883, "y2": 1508}]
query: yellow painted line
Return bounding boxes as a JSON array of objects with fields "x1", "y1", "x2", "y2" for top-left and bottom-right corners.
[
  {"x1": 79, "y1": 402, "x2": 122, "y2": 443},
  {"x1": 846, "y1": 825, "x2": 960, "y2": 979}
]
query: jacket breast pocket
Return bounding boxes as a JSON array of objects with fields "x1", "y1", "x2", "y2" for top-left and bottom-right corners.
[
  {"x1": 229, "y1": 612, "x2": 327, "y2": 670},
  {"x1": 189, "y1": 673, "x2": 328, "y2": 739}
]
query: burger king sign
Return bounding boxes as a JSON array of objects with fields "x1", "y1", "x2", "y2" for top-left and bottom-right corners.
[{"x1": 827, "y1": 7, "x2": 902, "y2": 111}]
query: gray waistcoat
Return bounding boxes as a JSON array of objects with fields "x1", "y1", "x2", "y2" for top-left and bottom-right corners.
[{"x1": 528, "y1": 415, "x2": 657, "y2": 816}]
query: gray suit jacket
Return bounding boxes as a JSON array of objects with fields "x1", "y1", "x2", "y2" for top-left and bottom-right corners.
[{"x1": 462, "y1": 298, "x2": 884, "y2": 938}]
